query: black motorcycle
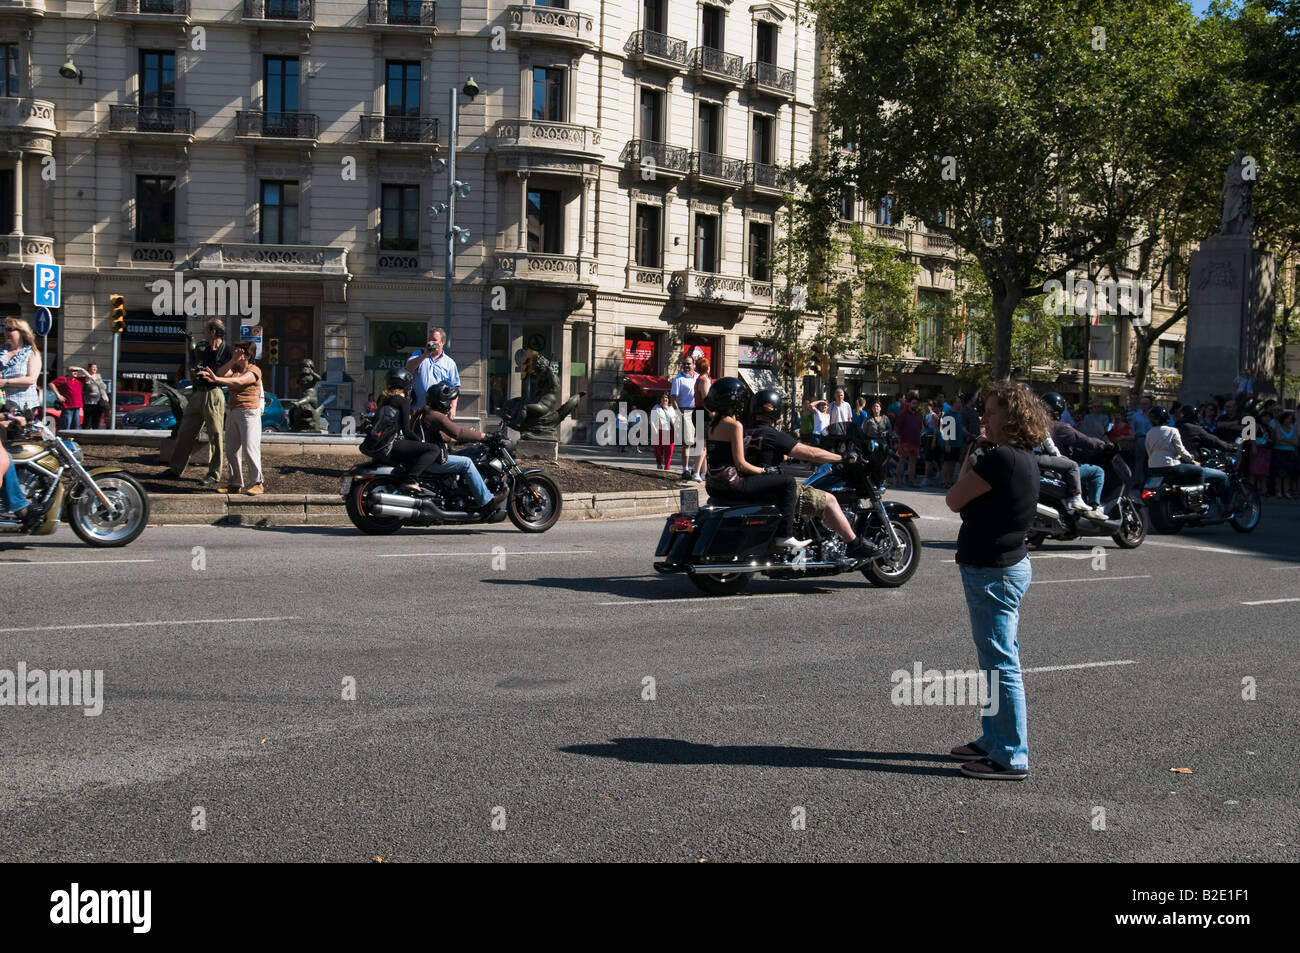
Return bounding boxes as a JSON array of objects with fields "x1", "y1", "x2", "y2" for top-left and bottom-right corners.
[
  {"x1": 654, "y1": 433, "x2": 922, "y2": 596},
  {"x1": 1028, "y1": 446, "x2": 1147, "y2": 549},
  {"x1": 340, "y1": 418, "x2": 561, "y2": 534},
  {"x1": 1142, "y1": 446, "x2": 1261, "y2": 534}
]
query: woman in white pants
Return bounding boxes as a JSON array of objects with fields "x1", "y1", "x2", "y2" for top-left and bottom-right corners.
[{"x1": 197, "y1": 340, "x2": 265, "y2": 494}]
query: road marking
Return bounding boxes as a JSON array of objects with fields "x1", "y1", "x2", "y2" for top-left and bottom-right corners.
[
  {"x1": 595, "y1": 593, "x2": 803, "y2": 607},
  {"x1": 917, "y1": 515, "x2": 960, "y2": 523},
  {"x1": 0, "y1": 559, "x2": 156, "y2": 566},
  {"x1": 1241, "y1": 597, "x2": 1300, "y2": 606},
  {"x1": 1143, "y1": 540, "x2": 1247, "y2": 555},
  {"x1": 0, "y1": 616, "x2": 301, "y2": 635},
  {"x1": 1030, "y1": 574, "x2": 1152, "y2": 585},
  {"x1": 1269, "y1": 565, "x2": 1300, "y2": 571},
  {"x1": 945, "y1": 554, "x2": 1101, "y2": 562},
  {"x1": 380, "y1": 550, "x2": 596, "y2": 558},
  {"x1": 1024, "y1": 659, "x2": 1139, "y2": 674}
]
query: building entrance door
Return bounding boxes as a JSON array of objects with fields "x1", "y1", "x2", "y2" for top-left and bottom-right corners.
[{"x1": 260, "y1": 306, "x2": 315, "y2": 397}]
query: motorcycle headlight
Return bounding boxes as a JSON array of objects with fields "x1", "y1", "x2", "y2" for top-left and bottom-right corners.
[{"x1": 61, "y1": 439, "x2": 84, "y2": 463}]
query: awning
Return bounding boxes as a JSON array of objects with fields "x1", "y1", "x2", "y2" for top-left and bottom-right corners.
[{"x1": 623, "y1": 373, "x2": 670, "y2": 394}]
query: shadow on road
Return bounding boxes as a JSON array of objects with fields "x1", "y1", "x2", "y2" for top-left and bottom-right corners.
[{"x1": 560, "y1": 737, "x2": 956, "y2": 777}]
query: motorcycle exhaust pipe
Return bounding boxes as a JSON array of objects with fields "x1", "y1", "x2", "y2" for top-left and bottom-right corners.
[
  {"x1": 371, "y1": 491, "x2": 475, "y2": 523},
  {"x1": 691, "y1": 560, "x2": 843, "y2": 574}
]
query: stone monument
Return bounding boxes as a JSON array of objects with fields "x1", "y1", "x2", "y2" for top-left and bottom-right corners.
[{"x1": 1180, "y1": 150, "x2": 1276, "y2": 403}]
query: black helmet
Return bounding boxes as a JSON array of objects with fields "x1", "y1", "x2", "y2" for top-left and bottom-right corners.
[
  {"x1": 1149, "y1": 405, "x2": 1171, "y2": 426},
  {"x1": 425, "y1": 382, "x2": 458, "y2": 413},
  {"x1": 750, "y1": 388, "x2": 783, "y2": 422},
  {"x1": 703, "y1": 377, "x2": 750, "y2": 417},
  {"x1": 1180, "y1": 405, "x2": 1199, "y2": 423},
  {"x1": 1041, "y1": 392, "x2": 1067, "y2": 420},
  {"x1": 386, "y1": 368, "x2": 413, "y2": 392}
]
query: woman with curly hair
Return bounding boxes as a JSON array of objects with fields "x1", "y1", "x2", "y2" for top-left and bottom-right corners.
[{"x1": 944, "y1": 383, "x2": 1051, "y2": 781}]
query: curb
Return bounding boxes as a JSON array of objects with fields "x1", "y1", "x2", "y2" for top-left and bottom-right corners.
[{"x1": 145, "y1": 489, "x2": 686, "y2": 527}]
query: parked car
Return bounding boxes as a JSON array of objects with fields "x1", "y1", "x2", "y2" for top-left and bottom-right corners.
[
  {"x1": 120, "y1": 386, "x2": 289, "y2": 433},
  {"x1": 113, "y1": 389, "x2": 152, "y2": 427}
]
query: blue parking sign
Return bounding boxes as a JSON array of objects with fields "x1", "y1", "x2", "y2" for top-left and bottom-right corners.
[{"x1": 34, "y1": 263, "x2": 61, "y2": 308}]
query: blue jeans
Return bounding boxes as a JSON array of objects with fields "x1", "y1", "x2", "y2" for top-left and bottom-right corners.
[
  {"x1": 1201, "y1": 466, "x2": 1230, "y2": 502},
  {"x1": 959, "y1": 557, "x2": 1033, "y2": 770},
  {"x1": 2, "y1": 448, "x2": 29, "y2": 512},
  {"x1": 1078, "y1": 462, "x2": 1104, "y2": 505},
  {"x1": 425, "y1": 453, "x2": 491, "y2": 506}
]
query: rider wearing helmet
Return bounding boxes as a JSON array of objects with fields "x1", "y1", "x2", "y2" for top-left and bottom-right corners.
[
  {"x1": 704, "y1": 378, "x2": 808, "y2": 555},
  {"x1": 745, "y1": 389, "x2": 881, "y2": 560},
  {"x1": 1041, "y1": 392, "x2": 1110, "y2": 514},
  {"x1": 1172, "y1": 404, "x2": 1234, "y2": 504},
  {"x1": 377, "y1": 368, "x2": 450, "y2": 494},
  {"x1": 409, "y1": 382, "x2": 504, "y2": 512}
]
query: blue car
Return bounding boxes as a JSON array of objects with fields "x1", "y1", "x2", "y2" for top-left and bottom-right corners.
[{"x1": 121, "y1": 387, "x2": 289, "y2": 432}]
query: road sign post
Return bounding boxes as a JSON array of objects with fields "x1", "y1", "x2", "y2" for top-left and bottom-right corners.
[{"x1": 34, "y1": 306, "x2": 52, "y2": 420}]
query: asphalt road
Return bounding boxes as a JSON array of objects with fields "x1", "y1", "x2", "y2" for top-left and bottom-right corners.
[{"x1": 1, "y1": 489, "x2": 1297, "y2": 862}]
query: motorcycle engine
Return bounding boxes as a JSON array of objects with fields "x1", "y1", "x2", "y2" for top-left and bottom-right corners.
[
  {"x1": 1179, "y1": 486, "x2": 1208, "y2": 512},
  {"x1": 18, "y1": 466, "x2": 53, "y2": 503},
  {"x1": 819, "y1": 537, "x2": 846, "y2": 563}
]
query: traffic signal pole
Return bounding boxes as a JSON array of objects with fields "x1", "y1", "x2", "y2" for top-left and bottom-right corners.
[{"x1": 110, "y1": 330, "x2": 119, "y2": 431}]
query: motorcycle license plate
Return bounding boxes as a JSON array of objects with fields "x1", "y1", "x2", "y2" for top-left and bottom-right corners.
[
  {"x1": 340, "y1": 475, "x2": 353, "y2": 496},
  {"x1": 1144, "y1": 476, "x2": 1163, "y2": 489}
]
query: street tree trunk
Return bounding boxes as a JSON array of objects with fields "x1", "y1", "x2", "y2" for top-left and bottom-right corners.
[{"x1": 991, "y1": 287, "x2": 1022, "y2": 381}]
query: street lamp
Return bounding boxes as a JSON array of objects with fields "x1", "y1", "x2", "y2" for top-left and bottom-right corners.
[{"x1": 439, "y1": 76, "x2": 480, "y2": 333}]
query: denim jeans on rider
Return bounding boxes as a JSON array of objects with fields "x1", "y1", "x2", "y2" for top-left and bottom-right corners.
[
  {"x1": 2, "y1": 451, "x2": 29, "y2": 512},
  {"x1": 424, "y1": 454, "x2": 492, "y2": 506},
  {"x1": 1078, "y1": 462, "x2": 1105, "y2": 506},
  {"x1": 1201, "y1": 467, "x2": 1231, "y2": 502},
  {"x1": 959, "y1": 556, "x2": 1033, "y2": 771}
]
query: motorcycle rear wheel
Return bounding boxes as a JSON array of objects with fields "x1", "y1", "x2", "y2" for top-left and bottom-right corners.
[
  {"x1": 1148, "y1": 498, "x2": 1183, "y2": 534},
  {"x1": 68, "y1": 474, "x2": 150, "y2": 547},
  {"x1": 688, "y1": 571, "x2": 751, "y2": 596},
  {"x1": 346, "y1": 483, "x2": 403, "y2": 535}
]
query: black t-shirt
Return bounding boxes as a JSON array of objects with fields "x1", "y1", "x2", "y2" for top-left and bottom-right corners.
[
  {"x1": 743, "y1": 423, "x2": 798, "y2": 468},
  {"x1": 191, "y1": 341, "x2": 233, "y2": 390},
  {"x1": 956, "y1": 445, "x2": 1039, "y2": 568}
]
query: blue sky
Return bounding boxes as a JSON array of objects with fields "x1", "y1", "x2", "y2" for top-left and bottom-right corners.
[{"x1": 1188, "y1": 0, "x2": 1215, "y2": 15}]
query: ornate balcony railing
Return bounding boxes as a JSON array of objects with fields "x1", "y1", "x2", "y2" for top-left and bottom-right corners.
[
  {"x1": 493, "y1": 119, "x2": 601, "y2": 156},
  {"x1": 193, "y1": 243, "x2": 348, "y2": 275},
  {"x1": 367, "y1": 0, "x2": 436, "y2": 26},
  {"x1": 495, "y1": 252, "x2": 598, "y2": 285},
  {"x1": 115, "y1": 0, "x2": 189, "y2": 14},
  {"x1": 688, "y1": 46, "x2": 744, "y2": 84},
  {"x1": 377, "y1": 251, "x2": 422, "y2": 270},
  {"x1": 744, "y1": 61, "x2": 795, "y2": 96},
  {"x1": 622, "y1": 139, "x2": 689, "y2": 175},
  {"x1": 360, "y1": 115, "x2": 440, "y2": 144},
  {"x1": 236, "y1": 110, "x2": 319, "y2": 139},
  {"x1": 688, "y1": 151, "x2": 744, "y2": 186},
  {"x1": 626, "y1": 29, "x2": 688, "y2": 68},
  {"x1": 506, "y1": 4, "x2": 595, "y2": 47},
  {"x1": 743, "y1": 161, "x2": 790, "y2": 193},
  {"x1": 670, "y1": 269, "x2": 748, "y2": 303},
  {"x1": 925, "y1": 233, "x2": 955, "y2": 250},
  {"x1": 109, "y1": 105, "x2": 196, "y2": 135},
  {"x1": 0, "y1": 233, "x2": 55, "y2": 264},
  {"x1": 242, "y1": 0, "x2": 313, "y2": 21},
  {"x1": 0, "y1": 97, "x2": 56, "y2": 134}
]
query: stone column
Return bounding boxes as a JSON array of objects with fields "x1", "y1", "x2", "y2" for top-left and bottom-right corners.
[{"x1": 12, "y1": 152, "x2": 22, "y2": 235}]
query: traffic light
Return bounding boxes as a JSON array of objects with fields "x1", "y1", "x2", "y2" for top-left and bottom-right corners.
[
  {"x1": 267, "y1": 338, "x2": 280, "y2": 364},
  {"x1": 810, "y1": 343, "x2": 826, "y2": 377},
  {"x1": 109, "y1": 294, "x2": 126, "y2": 334}
]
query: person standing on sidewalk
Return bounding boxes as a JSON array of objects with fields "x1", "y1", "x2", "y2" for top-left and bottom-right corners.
[
  {"x1": 164, "y1": 319, "x2": 232, "y2": 485},
  {"x1": 80, "y1": 363, "x2": 109, "y2": 429},
  {"x1": 692, "y1": 356, "x2": 712, "y2": 480},
  {"x1": 200, "y1": 340, "x2": 265, "y2": 495},
  {"x1": 670, "y1": 355, "x2": 701, "y2": 481},
  {"x1": 650, "y1": 392, "x2": 680, "y2": 471},
  {"x1": 944, "y1": 383, "x2": 1048, "y2": 781},
  {"x1": 405, "y1": 327, "x2": 461, "y2": 416},
  {"x1": 50, "y1": 365, "x2": 85, "y2": 430}
]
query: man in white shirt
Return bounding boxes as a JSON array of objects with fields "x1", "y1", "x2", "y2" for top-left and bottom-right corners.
[
  {"x1": 405, "y1": 327, "x2": 460, "y2": 416},
  {"x1": 670, "y1": 356, "x2": 701, "y2": 481},
  {"x1": 827, "y1": 388, "x2": 853, "y2": 435}
]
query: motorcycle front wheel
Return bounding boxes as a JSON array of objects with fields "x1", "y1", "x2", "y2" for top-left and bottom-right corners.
[
  {"x1": 1229, "y1": 485, "x2": 1261, "y2": 533},
  {"x1": 346, "y1": 482, "x2": 403, "y2": 535},
  {"x1": 68, "y1": 474, "x2": 150, "y2": 547},
  {"x1": 508, "y1": 473, "x2": 562, "y2": 533},
  {"x1": 862, "y1": 518, "x2": 922, "y2": 588},
  {"x1": 1111, "y1": 496, "x2": 1147, "y2": 549}
]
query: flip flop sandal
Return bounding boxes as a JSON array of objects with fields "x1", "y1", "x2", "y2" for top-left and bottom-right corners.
[
  {"x1": 960, "y1": 757, "x2": 1028, "y2": 781},
  {"x1": 949, "y1": 742, "x2": 988, "y2": 761}
]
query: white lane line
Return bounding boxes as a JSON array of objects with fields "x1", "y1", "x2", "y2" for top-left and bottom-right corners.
[
  {"x1": 1241, "y1": 597, "x2": 1300, "y2": 606},
  {"x1": 945, "y1": 554, "x2": 1101, "y2": 562},
  {"x1": 1143, "y1": 540, "x2": 1247, "y2": 555},
  {"x1": 1030, "y1": 574, "x2": 1152, "y2": 585},
  {"x1": 380, "y1": 550, "x2": 595, "y2": 558},
  {"x1": 1268, "y1": 565, "x2": 1300, "y2": 571},
  {"x1": 917, "y1": 515, "x2": 960, "y2": 523},
  {"x1": 0, "y1": 616, "x2": 301, "y2": 635},
  {"x1": 0, "y1": 559, "x2": 156, "y2": 566},
  {"x1": 1024, "y1": 659, "x2": 1139, "y2": 674},
  {"x1": 595, "y1": 593, "x2": 803, "y2": 607}
]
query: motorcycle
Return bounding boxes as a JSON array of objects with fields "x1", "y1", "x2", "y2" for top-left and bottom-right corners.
[
  {"x1": 1, "y1": 419, "x2": 150, "y2": 545},
  {"x1": 1142, "y1": 446, "x2": 1261, "y2": 534},
  {"x1": 340, "y1": 417, "x2": 562, "y2": 534},
  {"x1": 1028, "y1": 446, "x2": 1147, "y2": 549},
  {"x1": 654, "y1": 431, "x2": 922, "y2": 596}
]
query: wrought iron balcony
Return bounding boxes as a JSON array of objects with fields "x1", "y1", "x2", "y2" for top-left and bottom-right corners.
[
  {"x1": 506, "y1": 4, "x2": 596, "y2": 49},
  {"x1": 743, "y1": 161, "x2": 791, "y2": 197},
  {"x1": 192, "y1": 243, "x2": 348, "y2": 276},
  {"x1": 622, "y1": 139, "x2": 689, "y2": 178},
  {"x1": 242, "y1": 0, "x2": 313, "y2": 21},
  {"x1": 626, "y1": 29, "x2": 688, "y2": 71},
  {"x1": 108, "y1": 105, "x2": 196, "y2": 136},
  {"x1": 494, "y1": 251, "x2": 599, "y2": 289},
  {"x1": 687, "y1": 151, "x2": 744, "y2": 189},
  {"x1": 236, "y1": 110, "x2": 319, "y2": 140},
  {"x1": 360, "y1": 115, "x2": 440, "y2": 145},
  {"x1": 0, "y1": 97, "x2": 56, "y2": 134},
  {"x1": 366, "y1": 0, "x2": 436, "y2": 27},
  {"x1": 744, "y1": 62, "x2": 795, "y2": 99},
  {"x1": 688, "y1": 46, "x2": 744, "y2": 85},
  {"x1": 115, "y1": 0, "x2": 189, "y2": 14}
]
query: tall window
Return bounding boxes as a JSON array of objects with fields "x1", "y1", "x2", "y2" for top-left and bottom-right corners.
[
  {"x1": 635, "y1": 204, "x2": 661, "y2": 267},
  {"x1": 527, "y1": 189, "x2": 563, "y2": 254},
  {"x1": 2, "y1": 44, "x2": 19, "y2": 98},
  {"x1": 532, "y1": 67, "x2": 566, "y2": 122},
  {"x1": 698, "y1": 101, "x2": 721, "y2": 153},
  {"x1": 0, "y1": 169, "x2": 14, "y2": 233},
  {"x1": 264, "y1": 57, "x2": 300, "y2": 117},
  {"x1": 702, "y1": 5, "x2": 724, "y2": 50},
  {"x1": 694, "y1": 214, "x2": 719, "y2": 272},
  {"x1": 385, "y1": 61, "x2": 420, "y2": 117},
  {"x1": 266, "y1": 0, "x2": 301, "y2": 16},
  {"x1": 381, "y1": 185, "x2": 419, "y2": 251},
  {"x1": 876, "y1": 195, "x2": 896, "y2": 226},
  {"x1": 644, "y1": 0, "x2": 665, "y2": 33},
  {"x1": 260, "y1": 181, "x2": 299, "y2": 245},
  {"x1": 1157, "y1": 339, "x2": 1182, "y2": 372},
  {"x1": 836, "y1": 281, "x2": 853, "y2": 333},
  {"x1": 752, "y1": 114, "x2": 773, "y2": 164},
  {"x1": 639, "y1": 87, "x2": 664, "y2": 142},
  {"x1": 136, "y1": 176, "x2": 176, "y2": 243},
  {"x1": 839, "y1": 189, "x2": 855, "y2": 221},
  {"x1": 139, "y1": 50, "x2": 175, "y2": 132},
  {"x1": 916, "y1": 290, "x2": 945, "y2": 359},
  {"x1": 756, "y1": 22, "x2": 776, "y2": 64},
  {"x1": 748, "y1": 222, "x2": 771, "y2": 281}
]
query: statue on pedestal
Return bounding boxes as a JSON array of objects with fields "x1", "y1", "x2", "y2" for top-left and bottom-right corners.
[
  {"x1": 503, "y1": 351, "x2": 584, "y2": 441},
  {"x1": 288, "y1": 359, "x2": 325, "y2": 432},
  {"x1": 1220, "y1": 149, "x2": 1254, "y2": 237}
]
